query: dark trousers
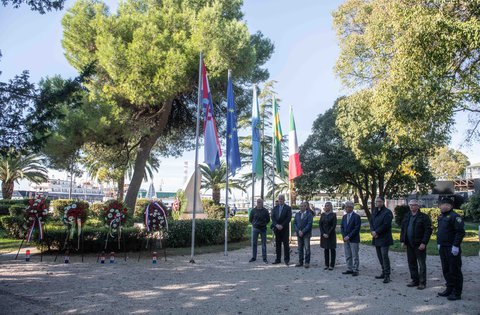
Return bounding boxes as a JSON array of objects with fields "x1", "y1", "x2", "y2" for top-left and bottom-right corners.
[
  {"x1": 406, "y1": 244, "x2": 427, "y2": 285},
  {"x1": 274, "y1": 229, "x2": 290, "y2": 263},
  {"x1": 375, "y1": 246, "x2": 391, "y2": 276},
  {"x1": 439, "y1": 246, "x2": 463, "y2": 296},
  {"x1": 297, "y1": 236, "x2": 311, "y2": 264},
  {"x1": 324, "y1": 248, "x2": 336, "y2": 268},
  {"x1": 252, "y1": 227, "x2": 267, "y2": 260}
]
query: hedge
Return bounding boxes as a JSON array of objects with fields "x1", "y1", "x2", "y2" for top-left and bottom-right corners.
[
  {"x1": 0, "y1": 216, "x2": 249, "y2": 251},
  {"x1": 0, "y1": 199, "x2": 28, "y2": 215}
]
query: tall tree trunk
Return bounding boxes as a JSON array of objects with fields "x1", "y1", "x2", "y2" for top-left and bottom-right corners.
[
  {"x1": 212, "y1": 187, "x2": 221, "y2": 205},
  {"x1": 124, "y1": 101, "x2": 173, "y2": 212},
  {"x1": 117, "y1": 174, "x2": 125, "y2": 201},
  {"x1": 1, "y1": 180, "x2": 14, "y2": 199}
]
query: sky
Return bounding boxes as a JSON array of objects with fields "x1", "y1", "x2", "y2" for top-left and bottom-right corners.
[{"x1": 1, "y1": 0, "x2": 478, "y2": 193}]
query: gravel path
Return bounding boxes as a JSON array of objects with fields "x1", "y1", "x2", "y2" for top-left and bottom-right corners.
[{"x1": 0, "y1": 240, "x2": 479, "y2": 315}]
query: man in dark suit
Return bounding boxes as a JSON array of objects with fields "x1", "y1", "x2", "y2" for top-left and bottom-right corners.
[
  {"x1": 270, "y1": 194, "x2": 292, "y2": 265},
  {"x1": 400, "y1": 199, "x2": 432, "y2": 290},
  {"x1": 293, "y1": 201, "x2": 313, "y2": 268},
  {"x1": 371, "y1": 196, "x2": 394, "y2": 283},
  {"x1": 341, "y1": 201, "x2": 361, "y2": 276}
]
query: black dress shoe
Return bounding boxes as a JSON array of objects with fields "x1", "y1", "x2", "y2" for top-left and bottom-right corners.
[
  {"x1": 249, "y1": 258, "x2": 256, "y2": 262},
  {"x1": 406, "y1": 281, "x2": 419, "y2": 287},
  {"x1": 417, "y1": 284, "x2": 426, "y2": 290},
  {"x1": 383, "y1": 275, "x2": 391, "y2": 283},
  {"x1": 342, "y1": 270, "x2": 353, "y2": 274},
  {"x1": 285, "y1": 261, "x2": 290, "y2": 266},
  {"x1": 438, "y1": 289, "x2": 453, "y2": 297},
  {"x1": 375, "y1": 274, "x2": 385, "y2": 279},
  {"x1": 272, "y1": 261, "x2": 281, "y2": 265},
  {"x1": 263, "y1": 259, "x2": 268, "y2": 264},
  {"x1": 324, "y1": 267, "x2": 329, "y2": 270},
  {"x1": 295, "y1": 263, "x2": 303, "y2": 267},
  {"x1": 447, "y1": 294, "x2": 461, "y2": 301},
  {"x1": 352, "y1": 272, "x2": 359, "y2": 276}
]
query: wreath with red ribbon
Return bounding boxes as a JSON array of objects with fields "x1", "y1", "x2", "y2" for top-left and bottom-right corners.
[
  {"x1": 25, "y1": 196, "x2": 48, "y2": 242},
  {"x1": 63, "y1": 202, "x2": 88, "y2": 227},
  {"x1": 103, "y1": 200, "x2": 128, "y2": 233},
  {"x1": 144, "y1": 202, "x2": 168, "y2": 232}
]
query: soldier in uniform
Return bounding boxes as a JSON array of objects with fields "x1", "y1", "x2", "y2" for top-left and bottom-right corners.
[{"x1": 437, "y1": 197, "x2": 465, "y2": 301}]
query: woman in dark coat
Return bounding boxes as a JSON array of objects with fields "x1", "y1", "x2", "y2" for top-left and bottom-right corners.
[{"x1": 320, "y1": 202, "x2": 337, "y2": 270}]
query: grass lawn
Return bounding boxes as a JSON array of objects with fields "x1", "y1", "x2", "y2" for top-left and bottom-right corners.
[{"x1": 0, "y1": 227, "x2": 22, "y2": 254}]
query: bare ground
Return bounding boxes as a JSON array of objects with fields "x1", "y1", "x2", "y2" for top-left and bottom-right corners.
[{"x1": 0, "y1": 240, "x2": 479, "y2": 315}]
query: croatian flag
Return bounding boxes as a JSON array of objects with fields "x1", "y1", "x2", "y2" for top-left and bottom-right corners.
[{"x1": 202, "y1": 60, "x2": 222, "y2": 171}]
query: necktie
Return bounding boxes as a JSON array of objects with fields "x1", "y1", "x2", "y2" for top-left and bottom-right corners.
[
  {"x1": 279, "y1": 205, "x2": 283, "y2": 217},
  {"x1": 347, "y1": 213, "x2": 351, "y2": 225},
  {"x1": 301, "y1": 212, "x2": 304, "y2": 220}
]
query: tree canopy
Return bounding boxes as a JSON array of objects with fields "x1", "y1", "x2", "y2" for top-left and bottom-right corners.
[{"x1": 61, "y1": 0, "x2": 274, "y2": 210}]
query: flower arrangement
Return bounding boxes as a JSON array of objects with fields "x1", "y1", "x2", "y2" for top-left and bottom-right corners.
[
  {"x1": 144, "y1": 202, "x2": 168, "y2": 232},
  {"x1": 62, "y1": 202, "x2": 88, "y2": 227},
  {"x1": 25, "y1": 196, "x2": 48, "y2": 242},
  {"x1": 103, "y1": 200, "x2": 128, "y2": 233}
]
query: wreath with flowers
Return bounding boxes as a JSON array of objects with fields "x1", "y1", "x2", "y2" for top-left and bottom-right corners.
[
  {"x1": 62, "y1": 202, "x2": 88, "y2": 249},
  {"x1": 144, "y1": 202, "x2": 168, "y2": 232},
  {"x1": 103, "y1": 200, "x2": 128, "y2": 235},
  {"x1": 25, "y1": 196, "x2": 49, "y2": 242}
]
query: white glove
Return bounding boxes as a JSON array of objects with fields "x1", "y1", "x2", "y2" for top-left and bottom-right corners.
[
  {"x1": 437, "y1": 244, "x2": 440, "y2": 250},
  {"x1": 451, "y1": 246, "x2": 460, "y2": 256}
]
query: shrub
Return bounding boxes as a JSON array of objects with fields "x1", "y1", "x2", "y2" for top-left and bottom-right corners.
[
  {"x1": 0, "y1": 215, "x2": 27, "y2": 238},
  {"x1": 9, "y1": 204, "x2": 27, "y2": 217},
  {"x1": 89, "y1": 202, "x2": 105, "y2": 219},
  {"x1": 202, "y1": 199, "x2": 227, "y2": 219},
  {"x1": 0, "y1": 199, "x2": 28, "y2": 215},
  {"x1": 394, "y1": 205, "x2": 410, "y2": 226},
  {"x1": 462, "y1": 193, "x2": 480, "y2": 222}
]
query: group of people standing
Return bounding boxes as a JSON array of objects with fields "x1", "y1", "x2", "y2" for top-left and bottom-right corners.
[{"x1": 248, "y1": 195, "x2": 466, "y2": 301}]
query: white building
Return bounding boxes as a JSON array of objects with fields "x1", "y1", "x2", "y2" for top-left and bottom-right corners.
[{"x1": 29, "y1": 179, "x2": 104, "y2": 202}]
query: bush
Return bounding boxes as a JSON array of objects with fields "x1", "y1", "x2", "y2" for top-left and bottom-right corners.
[
  {"x1": 0, "y1": 215, "x2": 27, "y2": 238},
  {"x1": 202, "y1": 199, "x2": 227, "y2": 219},
  {"x1": 0, "y1": 199, "x2": 28, "y2": 215},
  {"x1": 462, "y1": 193, "x2": 480, "y2": 222},
  {"x1": 89, "y1": 202, "x2": 105, "y2": 219},
  {"x1": 394, "y1": 205, "x2": 410, "y2": 226},
  {"x1": 9, "y1": 204, "x2": 27, "y2": 217}
]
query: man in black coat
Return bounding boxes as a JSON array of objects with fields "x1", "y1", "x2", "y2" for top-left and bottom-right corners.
[
  {"x1": 370, "y1": 196, "x2": 394, "y2": 283},
  {"x1": 400, "y1": 199, "x2": 432, "y2": 290},
  {"x1": 270, "y1": 194, "x2": 292, "y2": 265},
  {"x1": 437, "y1": 197, "x2": 465, "y2": 301},
  {"x1": 249, "y1": 198, "x2": 271, "y2": 263}
]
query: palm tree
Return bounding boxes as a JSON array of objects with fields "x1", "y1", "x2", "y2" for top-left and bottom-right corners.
[
  {"x1": 200, "y1": 162, "x2": 246, "y2": 204},
  {"x1": 0, "y1": 151, "x2": 48, "y2": 199}
]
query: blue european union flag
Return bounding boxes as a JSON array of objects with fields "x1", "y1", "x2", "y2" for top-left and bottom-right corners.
[{"x1": 227, "y1": 71, "x2": 241, "y2": 176}]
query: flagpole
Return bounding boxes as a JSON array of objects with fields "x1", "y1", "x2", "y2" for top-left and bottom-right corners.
[
  {"x1": 272, "y1": 95, "x2": 276, "y2": 208},
  {"x1": 224, "y1": 69, "x2": 232, "y2": 256},
  {"x1": 190, "y1": 52, "x2": 203, "y2": 264}
]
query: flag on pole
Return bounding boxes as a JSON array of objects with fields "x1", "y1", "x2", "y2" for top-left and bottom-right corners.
[
  {"x1": 288, "y1": 106, "x2": 303, "y2": 180},
  {"x1": 272, "y1": 97, "x2": 285, "y2": 177},
  {"x1": 202, "y1": 60, "x2": 222, "y2": 171},
  {"x1": 226, "y1": 70, "x2": 241, "y2": 176},
  {"x1": 252, "y1": 85, "x2": 263, "y2": 178}
]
